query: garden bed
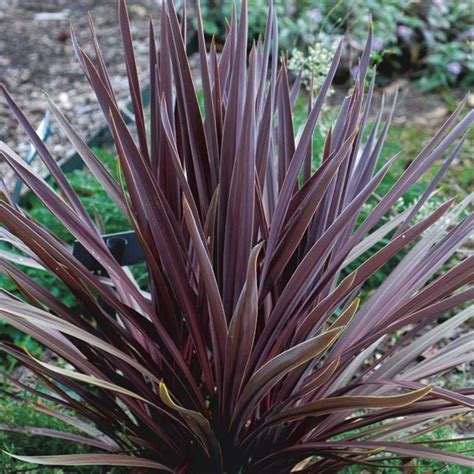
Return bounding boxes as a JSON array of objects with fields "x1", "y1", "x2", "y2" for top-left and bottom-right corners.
[{"x1": 0, "y1": 0, "x2": 160, "y2": 183}]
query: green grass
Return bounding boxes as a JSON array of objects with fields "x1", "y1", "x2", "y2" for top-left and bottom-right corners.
[
  {"x1": 339, "y1": 426, "x2": 474, "y2": 473},
  {"x1": 0, "y1": 395, "x2": 126, "y2": 473}
]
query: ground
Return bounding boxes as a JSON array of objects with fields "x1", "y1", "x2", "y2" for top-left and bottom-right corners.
[{"x1": 0, "y1": 0, "x2": 159, "y2": 184}]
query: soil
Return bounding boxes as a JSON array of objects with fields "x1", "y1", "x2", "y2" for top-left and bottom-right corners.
[
  {"x1": 0, "y1": 0, "x2": 160, "y2": 184},
  {"x1": 332, "y1": 78, "x2": 469, "y2": 130}
]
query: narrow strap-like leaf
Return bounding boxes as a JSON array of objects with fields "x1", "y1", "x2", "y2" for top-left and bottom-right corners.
[{"x1": 4, "y1": 453, "x2": 172, "y2": 470}]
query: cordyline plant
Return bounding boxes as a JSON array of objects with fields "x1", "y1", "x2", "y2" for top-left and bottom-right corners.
[{"x1": 0, "y1": 0, "x2": 473, "y2": 472}]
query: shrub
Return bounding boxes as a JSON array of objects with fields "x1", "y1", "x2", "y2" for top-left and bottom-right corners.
[
  {"x1": 201, "y1": 1, "x2": 474, "y2": 91},
  {"x1": 0, "y1": 0, "x2": 473, "y2": 472}
]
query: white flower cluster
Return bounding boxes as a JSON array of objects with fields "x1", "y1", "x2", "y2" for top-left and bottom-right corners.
[{"x1": 288, "y1": 42, "x2": 337, "y2": 95}]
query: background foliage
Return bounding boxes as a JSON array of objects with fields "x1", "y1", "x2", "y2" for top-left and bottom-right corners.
[{"x1": 200, "y1": 0, "x2": 474, "y2": 91}]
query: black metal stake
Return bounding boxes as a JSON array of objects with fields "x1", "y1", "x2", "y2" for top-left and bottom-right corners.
[{"x1": 73, "y1": 230, "x2": 144, "y2": 316}]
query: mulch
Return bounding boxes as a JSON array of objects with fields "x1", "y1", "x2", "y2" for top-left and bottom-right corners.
[{"x1": 0, "y1": 0, "x2": 160, "y2": 183}]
